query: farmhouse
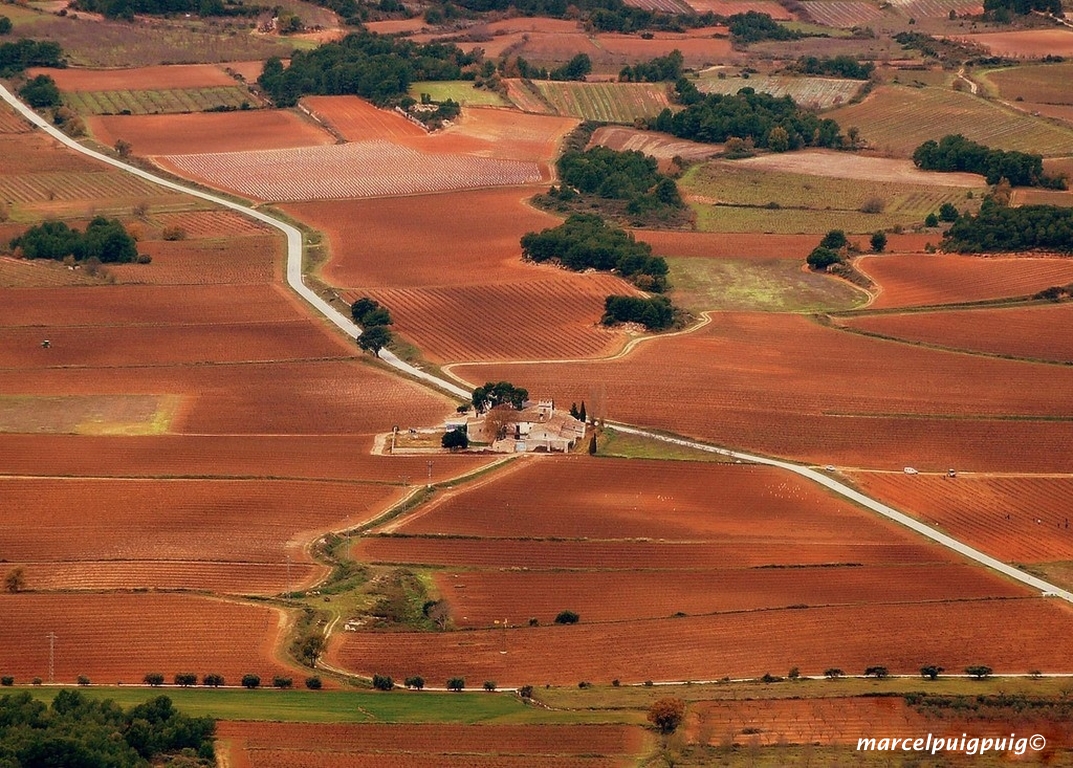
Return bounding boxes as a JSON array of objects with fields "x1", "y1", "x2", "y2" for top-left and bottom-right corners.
[{"x1": 448, "y1": 399, "x2": 586, "y2": 453}]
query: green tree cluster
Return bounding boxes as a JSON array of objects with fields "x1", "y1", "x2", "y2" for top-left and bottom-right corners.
[
  {"x1": 258, "y1": 33, "x2": 477, "y2": 107},
  {"x1": 602, "y1": 294, "x2": 677, "y2": 331},
  {"x1": 618, "y1": 49, "x2": 683, "y2": 82},
  {"x1": 512, "y1": 53, "x2": 591, "y2": 81},
  {"x1": 471, "y1": 381, "x2": 528, "y2": 412},
  {"x1": 0, "y1": 16, "x2": 12, "y2": 35},
  {"x1": 942, "y1": 199, "x2": 1073, "y2": 253},
  {"x1": 521, "y1": 214, "x2": 669, "y2": 291},
  {"x1": 726, "y1": 11, "x2": 802, "y2": 43},
  {"x1": 913, "y1": 134, "x2": 1065, "y2": 188},
  {"x1": 806, "y1": 230, "x2": 849, "y2": 270},
  {"x1": 352, "y1": 297, "x2": 393, "y2": 356},
  {"x1": 554, "y1": 146, "x2": 683, "y2": 215},
  {"x1": 73, "y1": 0, "x2": 264, "y2": 20},
  {"x1": 983, "y1": 0, "x2": 1060, "y2": 18},
  {"x1": 793, "y1": 54, "x2": 873, "y2": 79},
  {"x1": 0, "y1": 690, "x2": 214, "y2": 767},
  {"x1": 11, "y1": 217, "x2": 138, "y2": 263},
  {"x1": 450, "y1": 0, "x2": 717, "y2": 33},
  {"x1": 652, "y1": 82, "x2": 843, "y2": 151},
  {"x1": 0, "y1": 39, "x2": 65, "y2": 76}
]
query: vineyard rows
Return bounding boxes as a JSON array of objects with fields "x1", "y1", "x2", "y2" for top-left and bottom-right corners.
[
  {"x1": 503, "y1": 80, "x2": 557, "y2": 115},
  {"x1": 0, "y1": 104, "x2": 30, "y2": 134},
  {"x1": 63, "y1": 86, "x2": 255, "y2": 115},
  {"x1": 621, "y1": 0, "x2": 693, "y2": 12},
  {"x1": 164, "y1": 141, "x2": 542, "y2": 202},
  {"x1": 113, "y1": 236, "x2": 280, "y2": 286},
  {"x1": 0, "y1": 171, "x2": 160, "y2": 203},
  {"x1": 532, "y1": 81, "x2": 673, "y2": 123},
  {"x1": 695, "y1": 73, "x2": 863, "y2": 109},
  {"x1": 830, "y1": 85, "x2": 1073, "y2": 156},
  {"x1": 797, "y1": 1, "x2": 883, "y2": 27},
  {"x1": 684, "y1": 0, "x2": 794, "y2": 17},
  {"x1": 887, "y1": 0, "x2": 981, "y2": 16},
  {"x1": 243, "y1": 753, "x2": 627, "y2": 768}
]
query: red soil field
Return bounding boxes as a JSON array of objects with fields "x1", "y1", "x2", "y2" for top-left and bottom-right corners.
[
  {"x1": 286, "y1": 188, "x2": 562, "y2": 289},
  {"x1": 329, "y1": 597, "x2": 1073, "y2": 684},
  {"x1": 356, "y1": 536, "x2": 958, "y2": 570},
  {"x1": 955, "y1": 29, "x2": 1073, "y2": 58},
  {"x1": 301, "y1": 95, "x2": 428, "y2": 142},
  {"x1": 596, "y1": 31, "x2": 733, "y2": 64},
  {"x1": 220, "y1": 60, "x2": 276, "y2": 82},
  {"x1": 150, "y1": 209, "x2": 274, "y2": 239},
  {"x1": 365, "y1": 273, "x2": 632, "y2": 363},
  {"x1": 452, "y1": 313, "x2": 1073, "y2": 471},
  {"x1": 0, "y1": 319, "x2": 351, "y2": 369},
  {"x1": 0, "y1": 102, "x2": 31, "y2": 134},
  {"x1": 0, "y1": 434, "x2": 493, "y2": 482},
  {"x1": 111, "y1": 236, "x2": 281, "y2": 286},
  {"x1": 87, "y1": 110, "x2": 335, "y2": 156},
  {"x1": 233, "y1": 754, "x2": 628, "y2": 768},
  {"x1": 0, "y1": 359, "x2": 458, "y2": 436},
  {"x1": 393, "y1": 458, "x2": 937, "y2": 544},
  {"x1": 850, "y1": 473, "x2": 1073, "y2": 564},
  {"x1": 434, "y1": 564, "x2": 1028, "y2": 627},
  {"x1": 1, "y1": 131, "x2": 103, "y2": 175},
  {"x1": 0, "y1": 256, "x2": 106, "y2": 289},
  {"x1": 0, "y1": 592, "x2": 297, "y2": 684},
  {"x1": 0, "y1": 477, "x2": 403, "y2": 563},
  {"x1": 857, "y1": 254, "x2": 1073, "y2": 309},
  {"x1": 841, "y1": 303, "x2": 1073, "y2": 363},
  {"x1": 14, "y1": 561, "x2": 323, "y2": 596},
  {"x1": 29, "y1": 63, "x2": 237, "y2": 91}
]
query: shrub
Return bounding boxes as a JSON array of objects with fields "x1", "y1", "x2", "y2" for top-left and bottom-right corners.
[
  {"x1": 174, "y1": 672, "x2": 197, "y2": 687},
  {"x1": 77, "y1": 675, "x2": 91, "y2": 686},
  {"x1": 404, "y1": 676, "x2": 425, "y2": 690},
  {"x1": 920, "y1": 665, "x2": 943, "y2": 680},
  {"x1": 966, "y1": 665, "x2": 993, "y2": 680},
  {"x1": 860, "y1": 196, "x2": 885, "y2": 214},
  {"x1": 870, "y1": 231, "x2": 887, "y2": 253},
  {"x1": 305, "y1": 676, "x2": 322, "y2": 690},
  {"x1": 924, "y1": 212, "x2": 939, "y2": 227},
  {"x1": 824, "y1": 668, "x2": 844, "y2": 679},
  {"x1": 554, "y1": 610, "x2": 580, "y2": 625},
  {"x1": 0, "y1": 676, "x2": 14, "y2": 686},
  {"x1": 372, "y1": 674, "x2": 395, "y2": 691},
  {"x1": 518, "y1": 685, "x2": 534, "y2": 699},
  {"x1": 864, "y1": 666, "x2": 889, "y2": 679},
  {"x1": 483, "y1": 680, "x2": 497, "y2": 691},
  {"x1": 612, "y1": 679, "x2": 621, "y2": 687},
  {"x1": 161, "y1": 226, "x2": 186, "y2": 241},
  {"x1": 806, "y1": 246, "x2": 842, "y2": 270},
  {"x1": 273, "y1": 676, "x2": 293, "y2": 689},
  {"x1": 578, "y1": 681, "x2": 592, "y2": 689},
  {"x1": 241, "y1": 674, "x2": 261, "y2": 689},
  {"x1": 647, "y1": 697, "x2": 686, "y2": 734},
  {"x1": 446, "y1": 677, "x2": 465, "y2": 691},
  {"x1": 202, "y1": 674, "x2": 225, "y2": 687}
]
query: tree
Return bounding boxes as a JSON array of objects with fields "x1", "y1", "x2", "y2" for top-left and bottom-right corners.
[
  {"x1": 18, "y1": 74, "x2": 60, "y2": 108},
  {"x1": 555, "y1": 610, "x2": 580, "y2": 624},
  {"x1": 647, "y1": 697, "x2": 686, "y2": 734},
  {"x1": 864, "y1": 666, "x2": 889, "y2": 679},
  {"x1": 351, "y1": 297, "x2": 392, "y2": 327},
  {"x1": 241, "y1": 674, "x2": 261, "y2": 689},
  {"x1": 446, "y1": 677, "x2": 465, "y2": 691},
  {"x1": 767, "y1": 125, "x2": 790, "y2": 153},
  {"x1": 305, "y1": 676, "x2": 322, "y2": 689},
  {"x1": 806, "y1": 247, "x2": 842, "y2": 270},
  {"x1": 202, "y1": 674, "x2": 224, "y2": 687},
  {"x1": 442, "y1": 429, "x2": 468, "y2": 450},
  {"x1": 870, "y1": 231, "x2": 887, "y2": 253},
  {"x1": 358, "y1": 325, "x2": 392, "y2": 356},
  {"x1": 938, "y1": 202, "x2": 960, "y2": 222},
  {"x1": 920, "y1": 665, "x2": 944, "y2": 680},
  {"x1": 588, "y1": 432, "x2": 597, "y2": 455},
  {"x1": 372, "y1": 674, "x2": 394, "y2": 691},
  {"x1": 471, "y1": 381, "x2": 529, "y2": 413},
  {"x1": 966, "y1": 665, "x2": 993, "y2": 680},
  {"x1": 5, "y1": 567, "x2": 26, "y2": 593},
  {"x1": 299, "y1": 634, "x2": 325, "y2": 668},
  {"x1": 143, "y1": 673, "x2": 165, "y2": 687},
  {"x1": 273, "y1": 676, "x2": 293, "y2": 689},
  {"x1": 578, "y1": 402, "x2": 587, "y2": 423},
  {"x1": 173, "y1": 673, "x2": 197, "y2": 687},
  {"x1": 114, "y1": 138, "x2": 132, "y2": 158},
  {"x1": 0, "y1": 16, "x2": 12, "y2": 34},
  {"x1": 824, "y1": 668, "x2": 844, "y2": 679},
  {"x1": 518, "y1": 684, "x2": 534, "y2": 699},
  {"x1": 819, "y1": 230, "x2": 847, "y2": 250},
  {"x1": 404, "y1": 676, "x2": 425, "y2": 690},
  {"x1": 483, "y1": 680, "x2": 497, "y2": 691},
  {"x1": 924, "y1": 212, "x2": 939, "y2": 227}
]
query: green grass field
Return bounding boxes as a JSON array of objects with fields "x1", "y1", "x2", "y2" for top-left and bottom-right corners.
[
  {"x1": 409, "y1": 81, "x2": 509, "y2": 107},
  {"x1": 596, "y1": 427, "x2": 735, "y2": 462},
  {"x1": 532, "y1": 81, "x2": 672, "y2": 122},
  {"x1": 829, "y1": 84, "x2": 1073, "y2": 157},
  {"x1": 667, "y1": 256, "x2": 867, "y2": 312},
  {"x1": 693, "y1": 204, "x2": 930, "y2": 234},
  {"x1": 62, "y1": 87, "x2": 256, "y2": 115}
]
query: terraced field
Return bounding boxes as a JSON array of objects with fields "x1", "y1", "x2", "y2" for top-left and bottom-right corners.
[
  {"x1": 829, "y1": 85, "x2": 1073, "y2": 157},
  {"x1": 531, "y1": 81, "x2": 673, "y2": 122},
  {"x1": 695, "y1": 72, "x2": 864, "y2": 109},
  {"x1": 795, "y1": 1, "x2": 883, "y2": 27}
]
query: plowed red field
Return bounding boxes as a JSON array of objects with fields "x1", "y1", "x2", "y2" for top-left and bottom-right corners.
[
  {"x1": 329, "y1": 598, "x2": 1073, "y2": 684},
  {"x1": 355, "y1": 536, "x2": 953, "y2": 570},
  {"x1": 858, "y1": 254, "x2": 1073, "y2": 308},
  {"x1": 301, "y1": 95, "x2": 427, "y2": 142},
  {"x1": 31, "y1": 64, "x2": 236, "y2": 91},
  {"x1": 110, "y1": 235, "x2": 281, "y2": 286},
  {"x1": 0, "y1": 593, "x2": 297, "y2": 684},
  {"x1": 88, "y1": 110, "x2": 335, "y2": 156},
  {"x1": 841, "y1": 304, "x2": 1073, "y2": 363},
  {"x1": 0, "y1": 477, "x2": 403, "y2": 562},
  {"x1": 850, "y1": 474, "x2": 1073, "y2": 564},
  {"x1": 434, "y1": 564, "x2": 1027, "y2": 627},
  {"x1": 957, "y1": 29, "x2": 1073, "y2": 58},
  {"x1": 452, "y1": 313, "x2": 1073, "y2": 471}
]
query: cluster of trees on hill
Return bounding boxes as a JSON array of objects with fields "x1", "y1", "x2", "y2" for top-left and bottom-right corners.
[
  {"x1": 792, "y1": 55, "x2": 874, "y2": 79},
  {"x1": 942, "y1": 199, "x2": 1073, "y2": 253},
  {"x1": 352, "y1": 297, "x2": 393, "y2": 356},
  {"x1": 0, "y1": 39, "x2": 65, "y2": 76},
  {"x1": 602, "y1": 294, "x2": 677, "y2": 330},
  {"x1": 515, "y1": 53, "x2": 591, "y2": 81},
  {"x1": 984, "y1": 0, "x2": 1061, "y2": 18},
  {"x1": 651, "y1": 82, "x2": 843, "y2": 151},
  {"x1": 18, "y1": 74, "x2": 60, "y2": 108},
  {"x1": 521, "y1": 214, "x2": 669, "y2": 291},
  {"x1": 445, "y1": 0, "x2": 717, "y2": 32},
  {"x1": 618, "y1": 50, "x2": 683, "y2": 82},
  {"x1": 11, "y1": 218, "x2": 139, "y2": 263},
  {"x1": 0, "y1": 691, "x2": 214, "y2": 767},
  {"x1": 726, "y1": 11, "x2": 803, "y2": 44},
  {"x1": 73, "y1": 0, "x2": 263, "y2": 20},
  {"x1": 552, "y1": 146, "x2": 683, "y2": 216},
  {"x1": 0, "y1": 16, "x2": 12, "y2": 34},
  {"x1": 472, "y1": 381, "x2": 528, "y2": 412},
  {"x1": 257, "y1": 33, "x2": 476, "y2": 107},
  {"x1": 913, "y1": 134, "x2": 1066, "y2": 189},
  {"x1": 805, "y1": 229, "x2": 850, "y2": 270}
]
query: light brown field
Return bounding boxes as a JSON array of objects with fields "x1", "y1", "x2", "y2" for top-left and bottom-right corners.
[
  {"x1": 0, "y1": 593, "x2": 298, "y2": 685},
  {"x1": 732, "y1": 149, "x2": 986, "y2": 187},
  {"x1": 300, "y1": 95, "x2": 427, "y2": 142},
  {"x1": 683, "y1": 0, "x2": 793, "y2": 17},
  {"x1": 857, "y1": 254, "x2": 1073, "y2": 308},
  {"x1": 590, "y1": 126, "x2": 721, "y2": 167},
  {"x1": 27, "y1": 63, "x2": 237, "y2": 91},
  {"x1": 955, "y1": 29, "x2": 1073, "y2": 58},
  {"x1": 88, "y1": 110, "x2": 335, "y2": 156},
  {"x1": 841, "y1": 303, "x2": 1073, "y2": 362}
]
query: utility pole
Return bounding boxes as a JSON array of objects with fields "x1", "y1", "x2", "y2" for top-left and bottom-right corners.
[
  {"x1": 285, "y1": 553, "x2": 292, "y2": 596},
  {"x1": 427, "y1": 460, "x2": 433, "y2": 488},
  {"x1": 46, "y1": 632, "x2": 56, "y2": 684}
]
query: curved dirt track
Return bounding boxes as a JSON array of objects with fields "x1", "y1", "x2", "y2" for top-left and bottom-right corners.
[{"x1": 4, "y1": 85, "x2": 1071, "y2": 619}]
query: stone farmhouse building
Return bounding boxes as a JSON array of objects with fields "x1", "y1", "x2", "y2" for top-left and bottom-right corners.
[{"x1": 445, "y1": 399, "x2": 586, "y2": 453}]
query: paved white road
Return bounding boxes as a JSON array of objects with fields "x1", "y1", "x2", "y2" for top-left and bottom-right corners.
[
  {"x1": 0, "y1": 83, "x2": 470, "y2": 400},
  {"x1": 4, "y1": 82, "x2": 1071, "y2": 606}
]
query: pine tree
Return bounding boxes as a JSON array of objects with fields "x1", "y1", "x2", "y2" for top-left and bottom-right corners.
[
  {"x1": 569, "y1": 402, "x2": 579, "y2": 419},
  {"x1": 588, "y1": 432, "x2": 597, "y2": 455},
  {"x1": 579, "y1": 402, "x2": 587, "y2": 423}
]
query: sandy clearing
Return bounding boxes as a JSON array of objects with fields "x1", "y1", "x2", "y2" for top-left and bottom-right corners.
[{"x1": 732, "y1": 149, "x2": 986, "y2": 187}]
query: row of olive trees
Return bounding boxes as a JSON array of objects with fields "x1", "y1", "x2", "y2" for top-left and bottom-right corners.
[{"x1": 141, "y1": 672, "x2": 322, "y2": 689}]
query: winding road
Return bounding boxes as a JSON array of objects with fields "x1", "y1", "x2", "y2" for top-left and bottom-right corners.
[{"x1": 4, "y1": 82, "x2": 1072, "y2": 607}]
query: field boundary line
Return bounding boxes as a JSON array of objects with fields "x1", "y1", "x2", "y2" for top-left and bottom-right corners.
[
  {"x1": 604, "y1": 421, "x2": 1073, "y2": 605},
  {"x1": 0, "y1": 83, "x2": 470, "y2": 401}
]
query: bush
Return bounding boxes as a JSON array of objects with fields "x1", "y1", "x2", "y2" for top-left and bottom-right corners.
[
  {"x1": 19, "y1": 74, "x2": 60, "y2": 108},
  {"x1": 647, "y1": 697, "x2": 686, "y2": 734},
  {"x1": 241, "y1": 674, "x2": 261, "y2": 689},
  {"x1": 0, "y1": 16, "x2": 11, "y2": 35},
  {"x1": 161, "y1": 226, "x2": 186, "y2": 241},
  {"x1": 518, "y1": 685, "x2": 534, "y2": 699},
  {"x1": 0, "y1": 676, "x2": 14, "y2": 686},
  {"x1": 824, "y1": 668, "x2": 844, "y2": 679},
  {"x1": 202, "y1": 674, "x2": 224, "y2": 687},
  {"x1": 404, "y1": 676, "x2": 425, "y2": 690},
  {"x1": 924, "y1": 212, "x2": 939, "y2": 227},
  {"x1": 483, "y1": 680, "x2": 497, "y2": 691},
  {"x1": 870, "y1": 231, "x2": 887, "y2": 253},
  {"x1": 305, "y1": 676, "x2": 322, "y2": 690},
  {"x1": 860, "y1": 196, "x2": 885, "y2": 214},
  {"x1": 578, "y1": 681, "x2": 592, "y2": 689},
  {"x1": 173, "y1": 672, "x2": 197, "y2": 687},
  {"x1": 806, "y1": 246, "x2": 842, "y2": 270},
  {"x1": 446, "y1": 677, "x2": 465, "y2": 691},
  {"x1": 554, "y1": 610, "x2": 580, "y2": 625},
  {"x1": 372, "y1": 674, "x2": 395, "y2": 691},
  {"x1": 273, "y1": 676, "x2": 293, "y2": 689},
  {"x1": 77, "y1": 675, "x2": 91, "y2": 686},
  {"x1": 864, "y1": 666, "x2": 889, "y2": 679},
  {"x1": 966, "y1": 665, "x2": 993, "y2": 680},
  {"x1": 920, "y1": 665, "x2": 943, "y2": 680}
]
